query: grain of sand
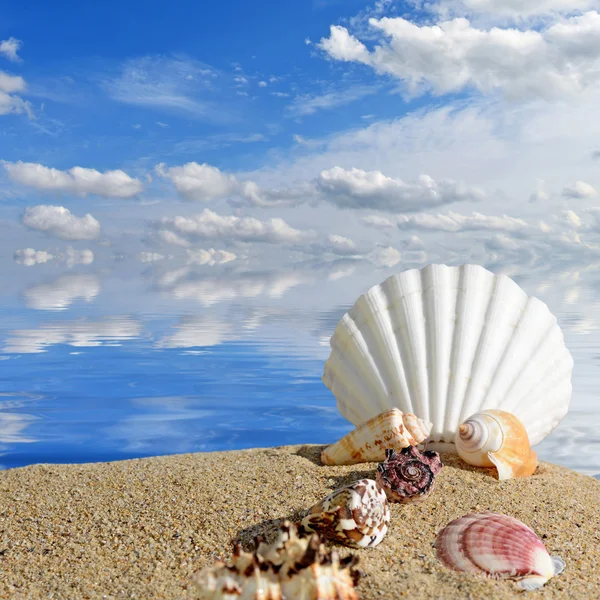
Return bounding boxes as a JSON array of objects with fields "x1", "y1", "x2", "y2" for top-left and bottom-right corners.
[{"x1": 0, "y1": 446, "x2": 599, "y2": 599}]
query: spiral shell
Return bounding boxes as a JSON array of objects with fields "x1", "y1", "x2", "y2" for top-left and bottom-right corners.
[
  {"x1": 321, "y1": 408, "x2": 432, "y2": 466},
  {"x1": 376, "y1": 446, "x2": 443, "y2": 503},
  {"x1": 192, "y1": 521, "x2": 360, "y2": 599},
  {"x1": 455, "y1": 409, "x2": 538, "y2": 480},
  {"x1": 301, "y1": 479, "x2": 390, "y2": 548},
  {"x1": 434, "y1": 512, "x2": 565, "y2": 590}
]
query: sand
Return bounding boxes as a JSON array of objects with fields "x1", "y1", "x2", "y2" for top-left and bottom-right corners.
[{"x1": 0, "y1": 445, "x2": 598, "y2": 599}]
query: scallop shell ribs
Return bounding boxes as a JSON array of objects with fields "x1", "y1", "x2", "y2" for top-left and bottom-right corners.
[
  {"x1": 434, "y1": 512, "x2": 565, "y2": 590},
  {"x1": 192, "y1": 521, "x2": 360, "y2": 599},
  {"x1": 321, "y1": 408, "x2": 432, "y2": 466},
  {"x1": 322, "y1": 264, "x2": 573, "y2": 451},
  {"x1": 301, "y1": 479, "x2": 390, "y2": 548}
]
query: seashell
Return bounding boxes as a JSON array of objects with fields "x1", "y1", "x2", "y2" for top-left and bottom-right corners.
[
  {"x1": 321, "y1": 408, "x2": 432, "y2": 466},
  {"x1": 456, "y1": 409, "x2": 538, "y2": 479},
  {"x1": 192, "y1": 520, "x2": 360, "y2": 599},
  {"x1": 301, "y1": 479, "x2": 390, "y2": 548},
  {"x1": 322, "y1": 264, "x2": 573, "y2": 452},
  {"x1": 376, "y1": 446, "x2": 443, "y2": 503},
  {"x1": 434, "y1": 512, "x2": 565, "y2": 590}
]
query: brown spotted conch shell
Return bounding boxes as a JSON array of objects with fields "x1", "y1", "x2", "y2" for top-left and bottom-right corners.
[
  {"x1": 434, "y1": 512, "x2": 565, "y2": 590},
  {"x1": 321, "y1": 408, "x2": 432, "y2": 466},
  {"x1": 300, "y1": 479, "x2": 390, "y2": 548},
  {"x1": 455, "y1": 409, "x2": 538, "y2": 479}
]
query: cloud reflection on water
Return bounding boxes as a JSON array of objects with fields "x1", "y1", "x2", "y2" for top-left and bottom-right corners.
[{"x1": 2, "y1": 257, "x2": 600, "y2": 475}]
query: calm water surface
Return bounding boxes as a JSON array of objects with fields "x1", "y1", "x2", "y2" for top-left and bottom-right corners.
[{"x1": 1, "y1": 259, "x2": 599, "y2": 479}]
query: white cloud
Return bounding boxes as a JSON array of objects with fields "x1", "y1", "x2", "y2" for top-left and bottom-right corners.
[
  {"x1": 158, "y1": 208, "x2": 316, "y2": 245},
  {"x1": 258, "y1": 80, "x2": 267, "y2": 87},
  {"x1": 14, "y1": 248, "x2": 54, "y2": 266},
  {"x1": 22, "y1": 205, "x2": 101, "y2": 241},
  {"x1": 317, "y1": 167, "x2": 484, "y2": 211},
  {"x1": 287, "y1": 85, "x2": 379, "y2": 117},
  {"x1": 156, "y1": 161, "x2": 308, "y2": 207},
  {"x1": 4, "y1": 317, "x2": 141, "y2": 353},
  {"x1": 0, "y1": 38, "x2": 22, "y2": 62},
  {"x1": 318, "y1": 12, "x2": 600, "y2": 100},
  {"x1": 562, "y1": 180, "x2": 598, "y2": 198},
  {"x1": 393, "y1": 211, "x2": 531, "y2": 232},
  {"x1": 564, "y1": 209, "x2": 583, "y2": 228},
  {"x1": 432, "y1": 0, "x2": 597, "y2": 18},
  {"x1": 156, "y1": 162, "x2": 237, "y2": 201},
  {"x1": 186, "y1": 248, "x2": 237, "y2": 265},
  {"x1": 0, "y1": 71, "x2": 32, "y2": 117},
  {"x1": 23, "y1": 274, "x2": 101, "y2": 311},
  {"x1": 139, "y1": 252, "x2": 166, "y2": 263},
  {"x1": 4, "y1": 161, "x2": 143, "y2": 198},
  {"x1": 103, "y1": 56, "x2": 224, "y2": 120}
]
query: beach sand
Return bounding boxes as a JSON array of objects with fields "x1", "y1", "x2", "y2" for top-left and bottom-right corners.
[{"x1": 0, "y1": 445, "x2": 598, "y2": 599}]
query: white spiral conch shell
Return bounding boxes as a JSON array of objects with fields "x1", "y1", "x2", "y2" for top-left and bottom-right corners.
[
  {"x1": 434, "y1": 512, "x2": 565, "y2": 591},
  {"x1": 321, "y1": 408, "x2": 432, "y2": 466},
  {"x1": 192, "y1": 521, "x2": 360, "y2": 599},
  {"x1": 455, "y1": 409, "x2": 538, "y2": 480},
  {"x1": 301, "y1": 479, "x2": 390, "y2": 548}
]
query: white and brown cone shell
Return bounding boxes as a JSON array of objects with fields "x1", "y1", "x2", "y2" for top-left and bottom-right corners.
[
  {"x1": 192, "y1": 521, "x2": 360, "y2": 599},
  {"x1": 301, "y1": 479, "x2": 390, "y2": 549},
  {"x1": 321, "y1": 408, "x2": 432, "y2": 466},
  {"x1": 376, "y1": 446, "x2": 443, "y2": 504},
  {"x1": 434, "y1": 512, "x2": 565, "y2": 591}
]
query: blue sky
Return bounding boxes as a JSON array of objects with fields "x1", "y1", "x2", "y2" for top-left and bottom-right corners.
[{"x1": 3, "y1": 0, "x2": 600, "y2": 472}]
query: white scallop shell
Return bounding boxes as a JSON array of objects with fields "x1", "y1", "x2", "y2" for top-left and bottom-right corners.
[{"x1": 322, "y1": 264, "x2": 573, "y2": 451}]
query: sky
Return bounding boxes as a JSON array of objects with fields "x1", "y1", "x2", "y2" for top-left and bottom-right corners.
[
  {"x1": 2, "y1": 0, "x2": 600, "y2": 471},
  {"x1": 1, "y1": 0, "x2": 600, "y2": 276}
]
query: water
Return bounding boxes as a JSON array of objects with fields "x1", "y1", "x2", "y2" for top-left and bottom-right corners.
[{"x1": 1, "y1": 258, "x2": 599, "y2": 479}]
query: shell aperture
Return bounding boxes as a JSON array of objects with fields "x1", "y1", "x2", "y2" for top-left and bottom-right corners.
[{"x1": 301, "y1": 479, "x2": 390, "y2": 549}]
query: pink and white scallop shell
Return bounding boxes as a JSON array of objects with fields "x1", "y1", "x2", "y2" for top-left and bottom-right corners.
[{"x1": 434, "y1": 512, "x2": 565, "y2": 591}]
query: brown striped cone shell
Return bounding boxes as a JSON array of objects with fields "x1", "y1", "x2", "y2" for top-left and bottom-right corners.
[
  {"x1": 192, "y1": 521, "x2": 360, "y2": 599},
  {"x1": 301, "y1": 479, "x2": 390, "y2": 549},
  {"x1": 321, "y1": 408, "x2": 432, "y2": 466},
  {"x1": 455, "y1": 409, "x2": 538, "y2": 480},
  {"x1": 434, "y1": 512, "x2": 565, "y2": 591},
  {"x1": 376, "y1": 446, "x2": 442, "y2": 503}
]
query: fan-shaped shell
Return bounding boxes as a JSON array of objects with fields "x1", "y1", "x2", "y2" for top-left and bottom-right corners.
[
  {"x1": 322, "y1": 264, "x2": 573, "y2": 451},
  {"x1": 456, "y1": 409, "x2": 538, "y2": 479},
  {"x1": 321, "y1": 408, "x2": 432, "y2": 466},
  {"x1": 301, "y1": 479, "x2": 390, "y2": 548},
  {"x1": 193, "y1": 521, "x2": 360, "y2": 599},
  {"x1": 434, "y1": 512, "x2": 565, "y2": 590}
]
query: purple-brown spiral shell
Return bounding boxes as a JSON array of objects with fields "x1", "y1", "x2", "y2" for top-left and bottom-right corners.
[{"x1": 375, "y1": 446, "x2": 443, "y2": 504}]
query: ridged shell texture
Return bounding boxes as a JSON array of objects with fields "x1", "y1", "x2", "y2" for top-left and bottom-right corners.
[
  {"x1": 321, "y1": 408, "x2": 432, "y2": 466},
  {"x1": 322, "y1": 264, "x2": 573, "y2": 449},
  {"x1": 434, "y1": 512, "x2": 565, "y2": 590}
]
